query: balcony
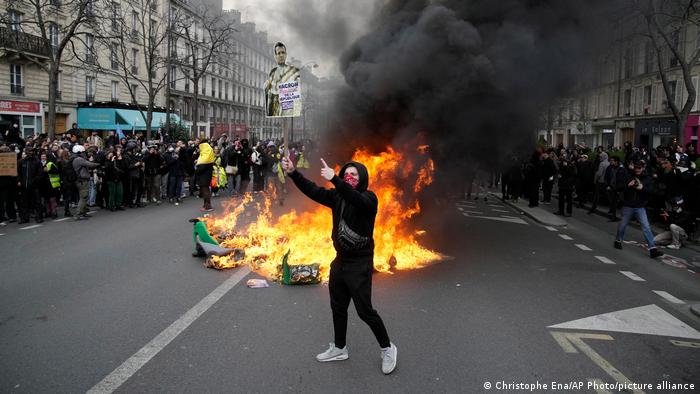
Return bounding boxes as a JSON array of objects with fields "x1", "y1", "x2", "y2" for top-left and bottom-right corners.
[
  {"x1": 10, "y1": 84, "x2": 24, "y2": 96},
  {"x1": 0, "y1": 27, "x2": 51, "y2": 59},
  {"x1": 86, "y1": 94, "x2": 95, "y2": 102}
]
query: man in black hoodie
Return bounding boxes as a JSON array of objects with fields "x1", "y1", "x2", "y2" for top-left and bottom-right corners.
[{"x1": 282, "y1": 155, "x2": 397, "y2": 375}]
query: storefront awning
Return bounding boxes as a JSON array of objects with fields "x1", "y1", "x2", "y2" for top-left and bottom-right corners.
[{"x1": 78, "y1": 107, "x2": 181, "y2": 131}]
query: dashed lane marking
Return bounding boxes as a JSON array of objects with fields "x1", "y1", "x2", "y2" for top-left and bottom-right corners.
[
  {"x1": 575, "y1": 244, "x2": 592, "y2": 251},
  {"x1": 462, "y1": 210, "x2": 484, "y2": 215},
  {"x1": 619, "y1": 271, "x2": 645, "y2": 282},
  {"x1": 594, "y1": 256, "x2": 616, "y2": 265},
  {"x1": 559, "y1": 234, "x2": 573, "y2": 240},
  {"x1": 54, "y1": 217, "x2": 71, "y2": 222},
  {"x1": 544, "y1": 226, "x2": 558, "y2": 232},
  {"x1": 87, "y1": 267, "x2": 251, "y2": 394},
  {"x1": 20, "y1": 224, "x2": 42, "y2": 230},
  {"x1": 670, "y1": 340, "x2": 700, "y2": 348},
  {"x1": 652, "y1": 290, "x2": 685, "y2": 305},
  {"x1": 491, "y1": 209, "x2": 509, "y2": 213}
]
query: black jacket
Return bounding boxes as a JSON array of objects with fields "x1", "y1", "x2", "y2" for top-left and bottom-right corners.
[
  {"x1": 144, "y1": 152, "x2": 165, "y2": 176},
  {"x1": 616, "y1": 169, "x2": 653, "y2": 208},
  {"x1": 18, "y1": 156, "x2": 43, "y2": 188},
  {"x1": 290, "y1": 161, "x2": 377, "y2": 260},
  {"x1": 557, "y1": 161, "x2": 577, "y2": 190}
]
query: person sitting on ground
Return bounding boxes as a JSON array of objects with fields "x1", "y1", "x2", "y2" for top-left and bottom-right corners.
[{"x1": 654, "y1": 197, "x2": 696, "y2": 249}]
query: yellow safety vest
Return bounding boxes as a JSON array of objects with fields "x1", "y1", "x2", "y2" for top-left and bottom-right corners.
[{"x1": 47, "y1": 162, "x2": 61, "y2": 189}]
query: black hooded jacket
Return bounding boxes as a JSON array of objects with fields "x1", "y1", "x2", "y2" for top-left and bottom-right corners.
[{"x1": 289, "y1": 161, "x2": 378, "y2": 260}]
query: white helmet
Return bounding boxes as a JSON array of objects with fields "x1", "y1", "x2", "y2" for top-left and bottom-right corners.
[{"x1": 72, "y1": 145, "x2": 86, "y2": 154}]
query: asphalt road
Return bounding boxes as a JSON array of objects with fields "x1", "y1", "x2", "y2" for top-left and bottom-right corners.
[{"x1": 1, "y1": 186, "x2": 699, "y2": 393}]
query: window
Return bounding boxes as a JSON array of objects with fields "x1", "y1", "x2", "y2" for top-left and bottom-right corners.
[
  {"x1": 111, "y1": 81, "x2": 119, "y2": 101},
  {"x1": 184, "y1": 70, "x2": 190, "y2": 92},
  {"x1": 170, "y1": 66, "x2": 176, "y2": 89},
  {"x1": 86, "y1": 76, "x2": 95, "y2": 101},
  {"x1": 131, "y1": 48, "x2": 138, "y2": 74},
  {"x1": 149, "y1": 0, "x2": 157, "y2": 11},
  {"x1": 225, "y1": 82, "x2": 229, "y2": 100},
  {"x1": 86, "y1": 0, "x2": 95, "y2": 17},
  {"x1": 218, "y1": 79, "x2": 222, "y2": 99},
  {"x1": 623, "y1": 89, "x2": 631, "y2": 113},
  {"x1": 669, "y1": 80, "x2": 678, "y2": 108},
  {"x1": 10, "y1": 64, "x2": 22, "y2": 95},
  {"x1": 131, "y1": 11, "x2": 139, "y2": 36},
  {"x1": 85, "y1": 34, "x2": 95, "y2": 63},
  {"x1": 9, "y1": 10, "x2": 22, "y2": 32},
  {"x1": 644, "y1": 41, "x2": 653, "y2": 74},
  {"x1": 111, "y1": 43, "x2": 119, "y2": 70},
  {"x1": 111, "y1": 2, "x2": 120, "y2": 32},
  {"x1": 131, "y1": 84, "x2": 138, "y2": 103},
  {"x1": 644, "y1": 85, "x2": 652, "y2": 107},
  {"x1": 49, "y1": 23, "x2": 60, "y2": 52},
  {"x1": 211, "y1": 77, "x2": 216, "y2": 96},
  {"x1": 670, "y1": 30, "x2": 680, "y2": 67},
  {"x1": 202, "y1": 78, "x2": 206, "y2": 95}
]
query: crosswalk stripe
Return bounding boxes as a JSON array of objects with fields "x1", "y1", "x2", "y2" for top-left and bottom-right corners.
[
  {"x1": 653, "y1": 290, "x2": 685, "y2": 304},
  {"x1": 544, "y1": 226, "x2": 558, "y2": 232},
  {"x1": 20, "y1": 224, "x2": 42, "y2": 230},
  {"x1": 559, "y1": 234, "x2": 573, "y2": 240},
  {"x1": 594, "y1": 256, "x2": 616, "y2": 265},
  {"x1": 575, "y1": 244, "x2": 592, "y2": 251},
  {"x1": 619, "y1": 271, "x2": 645, "y2": 282}
]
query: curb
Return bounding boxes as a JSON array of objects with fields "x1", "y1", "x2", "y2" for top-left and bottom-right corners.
[{"x1": 488, "y1": 192, "x2": 567, "y2": 228}]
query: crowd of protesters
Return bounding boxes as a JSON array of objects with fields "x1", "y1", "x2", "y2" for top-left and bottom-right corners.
[
  {"x1": 499, "y1": 141, "x2": 700, "y2": 252},
  {"x1": 0, "y1": 122, "x2": 314, "y2": 227}
]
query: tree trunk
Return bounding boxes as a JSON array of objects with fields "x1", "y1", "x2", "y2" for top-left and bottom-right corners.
[
  {"x1": 47, "y1": 65, "x2": 60, "y2": 140},
  {"x1": 192, "y1": 81, "x2": 199, "y2": 138},
  {"x1": 146, "y1": 101, "x2": 153, "y2": 142}
]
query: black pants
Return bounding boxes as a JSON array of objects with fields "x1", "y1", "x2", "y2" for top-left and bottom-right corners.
[
  {"x1": 329, "y1": 258, "x2": 390, "y2": 349},
  {"x1": 558, "y1": 188, "x2": 573, "y2": 215},
  {"x1": 199, "y1": 185, "x2": 212, "y2": 209},
  {"x1": 19, "y1": 186, "x2": 43, "y2": 222},
  {"x1": 542, "y1": 180, "x2": 554, "y2": 202},
  {"x1": 590, "y1": 183, "x2": 605, "y2": 210},
  {"x1": 0, "y1": 180, "x2": 17, "y2": 221},
  {"x1": 606, "y1": 187, "x2": 619, "y2": 219}
]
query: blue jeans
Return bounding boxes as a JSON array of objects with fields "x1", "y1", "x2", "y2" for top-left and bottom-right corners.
[{"x1": 616, "y1": 206, "x2": 656, "y2": 248}]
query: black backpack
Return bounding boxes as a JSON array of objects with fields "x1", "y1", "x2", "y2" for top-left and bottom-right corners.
[{"x1": 63, "y1": 157, "x2": 78, "y2": 183}]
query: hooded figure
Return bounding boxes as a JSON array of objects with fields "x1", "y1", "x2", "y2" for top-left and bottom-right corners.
[{"x1": 284, "y1": 158, "x2": 397, "y2": 374}]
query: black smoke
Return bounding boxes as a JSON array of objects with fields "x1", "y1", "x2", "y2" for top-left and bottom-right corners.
[{"x1": 323, "y1": 0, "x2": 620, "y2": 174}]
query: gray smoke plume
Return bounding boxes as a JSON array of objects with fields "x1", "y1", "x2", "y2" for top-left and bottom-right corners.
[{"x1": 322, "y1": 0, "x2": 620, "y2": 173}]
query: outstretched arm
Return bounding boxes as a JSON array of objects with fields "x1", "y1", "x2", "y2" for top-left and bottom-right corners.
[{"x1": 283, "y1": 155, "x2": 334, "y2": 208}]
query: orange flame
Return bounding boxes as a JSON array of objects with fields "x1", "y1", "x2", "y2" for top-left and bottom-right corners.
[{"x1": 203, "y1": 146, "x2": 441, "y2": 281}]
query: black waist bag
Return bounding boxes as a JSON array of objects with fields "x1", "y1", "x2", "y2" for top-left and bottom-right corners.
[{"x1": 337, "y1": 200, "x2": 370, "y2": 251}]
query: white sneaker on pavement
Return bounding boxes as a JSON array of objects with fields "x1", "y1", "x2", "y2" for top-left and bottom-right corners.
[
  {"x1": 316, "y1": 343, "x2": 348, "y2": 362},
  {"x1": 381, "y1": 342, "x2": 397, "y2": 374}
]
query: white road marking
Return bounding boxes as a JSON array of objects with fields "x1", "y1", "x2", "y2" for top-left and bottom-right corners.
[
  {"x1": 549, "y1": 304, "x2": 700, "y2": 339},
  {"x1": 499, "y1": 215, "x2": 519, "y2": 219},
  {"x1": 575, "y1": 244, "x2": 592, "y2": 251},
  {"x1": 469, "y1": 215, "x2": 528, "y2": 225},
  {"x1": 463, "y1": 210, "x2": 484, "y2": 214},
  {"x1": 87, "y1": 267, "x2": 251, "y2": 394},
  {"x1": 491, "y1": 209, "x2": 509, "y2": 213},
  {"x1": 86, "y1": 210, "x2": 96, "y2": 215},
  {"x1": 594, "y1": 256, "x2": 616, "y2": 265},
  {"x1": 20, "y1": 224, "x2": 42, "y2": 230},
  {"x1": 619, "y1": 271, "x2": 645, "y2": 282},
  {"x1": 0, "y1": 233, "x2": 5, "y2": 236},
  {"x1": 53, "y1": 217, "x2": 71, "y2": 222},
  {"x1": 544, "y1": 226, "x2": 558, "y2": 232},
  {"x1": 457, "y1": 207, "x2": 463, "y2": 211},
  {"x1": 558, "y1": 234, "x2": 573, "y2": 240},
  {"x1": 653, "y1": 291, "x2": 685, "y2": 305}
]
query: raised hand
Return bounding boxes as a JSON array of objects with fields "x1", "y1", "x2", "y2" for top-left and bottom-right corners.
[
  {"x1": 281, "y1": 151, "x2": 295, "y2": 174},
  {"x1": 320, "y1": 158, "x2": 335, "y2": 181}
]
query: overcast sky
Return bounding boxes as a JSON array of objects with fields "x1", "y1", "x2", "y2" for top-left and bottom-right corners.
[{"x1": 222, "y1": 0, "x2": 381, "y2": 78}]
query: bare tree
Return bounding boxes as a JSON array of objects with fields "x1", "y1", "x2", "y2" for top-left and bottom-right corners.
[
  {"x1": 638, "y1": 0, "x2": 700, "y2": 142},
  {"x1": 85, "y1": 0, "x2": 169, "y2": 141},
  {"x1": 1, "y1": 0, "x2": 90, "y2": 139},
  {"x1": 170, "y1": 5, "x2": 235, "y2": 136}
]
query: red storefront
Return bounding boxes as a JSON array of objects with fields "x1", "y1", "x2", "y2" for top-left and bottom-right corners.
[
  {"x1": 684, "y1": 115, "x2": 699, "y2": 147},
  {"x1": 0, "y1": 99, "x2": 43, "y2": 137}
]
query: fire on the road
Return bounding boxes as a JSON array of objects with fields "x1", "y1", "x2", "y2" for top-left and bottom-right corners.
[{"x1": 202, "y1": 146, "x2": 443, "y2": 281}]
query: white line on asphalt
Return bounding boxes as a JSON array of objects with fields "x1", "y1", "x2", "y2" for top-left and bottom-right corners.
[
  {"x1": 87, "y1": 267, "x2": 251, "y2": 394},
  {"x1": 653, "y1": 290, "x2": 685, "y2": 304},
  {"x1": 575, "y1": 244, "x2": 592, "y2": 251},
  {"x1": 558, "y1": 234, "x2": 573, "y2": 240},
  {"x1": 492, "y1": 209, "x2": 509, "y2": 213},
  {"x1": 594, "y1": 256, "x2": 616, "y2": 265},
  {"x1": 0, "y1": 233, "x2": 5, "y2": 236},
  {"x1": 619, "y1": 271, "x2": 646, "y2": 282},
  {"x1": 86, "y1": 210, "x2": 96, "y2": 215},
  {"x1": 457, "y1": 207, "x2": 463, "y2": 211},
  {"x1": 463, "y1": 211, "x2": 484, "y2": 214},
  {"x1": 20, "y1": 224, "x2": 42, "y2": 230},
  {"x1": 53, "y1": 217, "x2": 71, "y2": 222},
  {"x1": 544, "y1": 226, "x2": 558, "y2": 232}
]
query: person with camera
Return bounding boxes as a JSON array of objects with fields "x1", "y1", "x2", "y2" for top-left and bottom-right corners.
[
  {"x1": 614, "y1": 160, "x2": 663, "y2": 258},
  {"x1": 144, "y1": 145, "x2": 165, "y2": 205},
  {"x1": 125, "y1": 147, "x2": 145, "y2": 208},
  {"x1": 71, "y1": 145, "x2": 100, "y2": 220},
  {"x1": 104, "y1": 148, "x2": 127, "y2": 211},
  {"x1": 281, "y1": 154, "x2": 397, "y2": 375}
]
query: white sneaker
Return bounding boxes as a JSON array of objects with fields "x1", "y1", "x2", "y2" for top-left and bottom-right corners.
[
  {"x1": 175, "y1": 202, "x2": 180, "y2": 206},
  {"x1": 381, "y1": 343, "x2": 397, "y2": 374},
  {"x1": 667, "y1": 244, "x2": 681, "y2": 249},
  {"x1": 316, "y1": 343, "x2": 348, "y2": 362}
]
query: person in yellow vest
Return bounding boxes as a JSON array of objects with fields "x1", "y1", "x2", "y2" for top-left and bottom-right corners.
[
  {"x1": 42, "y1": 153, "x2": 62, "y2": 219},
  {"x1": 194, "y1": 138, "x2": 215, "y2": 212}
]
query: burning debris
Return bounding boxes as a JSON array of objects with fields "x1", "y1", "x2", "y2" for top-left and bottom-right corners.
[{"x1": 195, "y1": 146, "x2": 444, "y2": 283}]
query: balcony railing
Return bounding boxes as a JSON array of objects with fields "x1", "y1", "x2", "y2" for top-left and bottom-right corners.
[
  {"x1": 86, "y1": 94, "x2": 95, "y2": 102},
  {"x1": 10, "y1": 84, "x2": 24, "y2": 95},
  {"x1": 0, "y1": 27, "x2": 51, "y2": 58}
]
